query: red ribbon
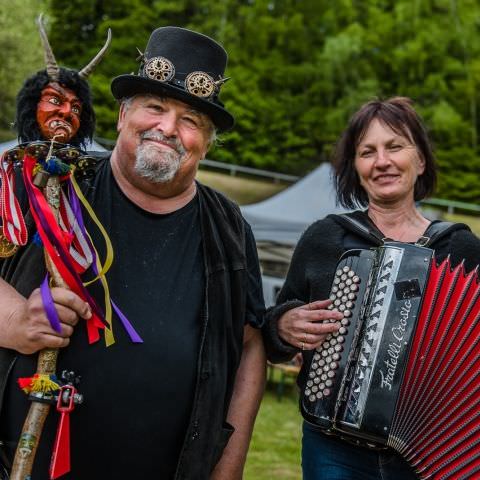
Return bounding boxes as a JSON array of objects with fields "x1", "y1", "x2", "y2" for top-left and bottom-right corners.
[
  {"x1": 22, "y1": 155, "x2": 104, "y2": 342},
  {"x1": 0, "y1": 153, "x2": 28, "y2": 245},
  {"x1": 49, "y1": 385, "x2": 76, "y2": 479}
]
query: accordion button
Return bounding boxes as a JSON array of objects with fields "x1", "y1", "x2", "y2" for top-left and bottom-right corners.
[
  {"x1": 346, "y1": 301, "x2": 354, "y2": 308},
  {"x1": 339, "y1": 327, "x2": 348, "y2": 335},
  {"x1": 309, "y1": 395, "x2": 316, "y2": 402},
  {"x1": 330, "y1": 294, "x2": 336, "y2": 301},
  {"x1": 332, "y1": 354, "x2": 340, "y2": 362},
  {"x1": 353, "y1": 276, "x2": 360, "y2": 283},
  {"x1": 343, "y1": 266, "x2": 350, "y2": 272},
  {"x1": 307, "y1": 380, "x2": 313, "y2": 387},
  {"x1": 336, "y1": 269, "x2": 343, "y2": 276},
  {"x1": 323, "y1": 388, "x2": 331, "y2": 396},
  {"x1": 327, "y1": 371, "x2": 335, "y2": 378},
  {"x1": 334, "y1": 277, "x2": 340, "y2": 285},
  {"x1": 337, "y1": 336, "x2": 345, "y2": 343},
  {"x1": 350, "y1": 284, "x2": 359, "y2": 292},
  {"x1": 348, "y1": 293, "x2": 356, "y2": 300},
  {"x1": 305, "y1": 388, "x2": 311, "y2": 396},
  {"x1": 330, "y1": 362, "x2": 338, "y2": 370},
  {"x1": 339, "y1": 282, "x2": 346, "y2": 289},
  {"x1": 345, "y1": 279, "x2": 352, "y2": 286},
  {"x1": 312, "y1": 385, "x2": 318, "y2": 393},
  {"x1": 341, "y1": 319, "x2": 350, "y2": 326},
  {"x1": 332, "y1": 285, "x2": 339, "y2": 292},
  {"x1": 334, "y1": 345, "x2": 343, "y2": 352},
  {"x1": 341, "y1": 295, "x2": 348, "y2": 302},
  {"x1": 339, "y1": 305, "x2": 346, "y2": 312},
  {"x1": 348, "y1": 270, "x2": 355, "y2": 277},
  {"x1": 334, "y1": 299, "x2": 341, "y2": 306},
  {"x1": 321, "y1": 374, "x2": 327, "y2": 381},
  {"x1": 316, "y1": 392, "x2": 323, "y2": 399},
  {"x1": 343, "y1": 311, "x2": 351, "y2": 319},
  {"x1": 309, "y1": 371, "x2": 315, "y2": 378},
  {"x1": 313, "y1": 377, "x2": 320, "y2": 385},
  {"x1": 319, "y1": 359, "x2": 325, "y2": 366},
  {"x1": 341, "y1": 274, "x2": 347, "y2": 281}
]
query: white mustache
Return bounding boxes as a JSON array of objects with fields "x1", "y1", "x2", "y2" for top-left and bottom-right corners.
[{"x1": 140, "y1": 131, "x2": 185, "y2": 155}]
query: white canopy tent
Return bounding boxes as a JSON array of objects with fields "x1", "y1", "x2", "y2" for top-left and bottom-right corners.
[{"x1": 241, "y1": 163, "x2": 349, "y2": 246}]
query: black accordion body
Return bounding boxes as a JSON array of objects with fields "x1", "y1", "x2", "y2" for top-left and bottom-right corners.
[{"x1": 301, "y1": 242, "x2": 480, "y2": 479}]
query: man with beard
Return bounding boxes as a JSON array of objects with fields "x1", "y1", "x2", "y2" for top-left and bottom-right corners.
[{"x1": 0, "y1": 26, "x2": 265, "y2": 479}]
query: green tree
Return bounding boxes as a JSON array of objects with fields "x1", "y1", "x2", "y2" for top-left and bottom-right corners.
[
  {"x1": 43, "y1": 0, "x2": 480, "y2": 202},
  {"x1": 0, "y1": 0, "x2": 48, "y2": 140}
]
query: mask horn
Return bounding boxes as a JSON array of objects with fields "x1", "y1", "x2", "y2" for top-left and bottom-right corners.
[
  {"x1": 78, "y1": 28, "x2": 112, "y2": 79},
  {"x1": 37, "y1": 13, "x2": 60, "y2": 82}
]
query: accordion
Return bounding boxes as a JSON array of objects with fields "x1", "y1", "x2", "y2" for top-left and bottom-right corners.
[{"x1": 301, "y1": 242, "x2": 480, "y2": 480}]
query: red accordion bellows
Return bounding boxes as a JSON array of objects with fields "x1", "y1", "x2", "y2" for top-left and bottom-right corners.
[{"x1": 390, "y1": 258, "x2": 480, "y2": 480}]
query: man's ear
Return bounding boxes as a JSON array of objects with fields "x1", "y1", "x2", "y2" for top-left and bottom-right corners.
[{"x1": 117, "y1": 102, "x2": 127, "y2": 132}]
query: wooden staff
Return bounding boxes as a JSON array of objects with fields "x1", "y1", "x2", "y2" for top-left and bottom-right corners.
[{"x1": 10, "y1": 173, "x2": 67, "y2": 480}]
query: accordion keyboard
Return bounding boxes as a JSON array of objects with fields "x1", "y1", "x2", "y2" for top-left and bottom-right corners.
[{"x1": 302, "y1": 248, "x2": 376, "y2": 429}]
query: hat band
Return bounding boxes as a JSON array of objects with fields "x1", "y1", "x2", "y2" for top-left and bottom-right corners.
[{"x1": 143, "y1": 56, "x2": 226, "y2": 101}]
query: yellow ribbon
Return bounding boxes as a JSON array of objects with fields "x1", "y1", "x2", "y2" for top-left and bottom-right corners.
[{"x1": 70, "y1": 171, "x2": 116, "y2": 345}]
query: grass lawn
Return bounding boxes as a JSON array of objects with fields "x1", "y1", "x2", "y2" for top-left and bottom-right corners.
[
  {"x1": 196, "y1": 169, "x2": 287, "y2": 205},
  {"x1": 244, "y1": 373, "x2": 302, "y2": 480},
  {"x1": 444, "y1": 212, "x2": 480, "y2": 236}
]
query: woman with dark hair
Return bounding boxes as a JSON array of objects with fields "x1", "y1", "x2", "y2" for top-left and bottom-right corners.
[{"x1": 263, "y1": 96, "x2": 480, "y2": 479}]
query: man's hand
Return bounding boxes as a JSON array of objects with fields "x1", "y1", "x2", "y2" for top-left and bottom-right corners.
[
  {"x1": 278, "y1": 299, "x2": 343, "y2": 350},
  {"x1": 2, "y1": 286, "x2": 91, "y2": 354}
]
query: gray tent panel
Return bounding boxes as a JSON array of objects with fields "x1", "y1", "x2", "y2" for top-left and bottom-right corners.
[{"x1": 241, "y1": 163, "x2": 349, "y2": 245}]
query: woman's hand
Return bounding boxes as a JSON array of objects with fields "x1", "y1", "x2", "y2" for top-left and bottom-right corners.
[{"x1": 278, "y1": 299, "x2": 342, "y2": 350}]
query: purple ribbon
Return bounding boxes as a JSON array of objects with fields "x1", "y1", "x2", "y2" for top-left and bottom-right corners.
[
  {"x1": 40, "y1": 274, "x2": 62, "y2": 333},
  {"x1": 23, "y1": 170, "x2": 105, "y2": 323},
  {"x1": 67, "y1": 181, "x2": 143, "y2": 343}
]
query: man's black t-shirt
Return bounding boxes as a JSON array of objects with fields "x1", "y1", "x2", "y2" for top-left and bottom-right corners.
[{"x1": 2, "y1": 165, "x2": 205, "y2": 478}]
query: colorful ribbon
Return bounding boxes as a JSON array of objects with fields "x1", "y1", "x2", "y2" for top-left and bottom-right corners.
[
  {"x1": 0, "y1": 153, "x2": 28, "y2": 245},
  {"x1": 21, "y1": 153, "x2": 142, "y2": 345},
  {"x1": 23, "y1": 155, "x2": 105, "y2": 343}
]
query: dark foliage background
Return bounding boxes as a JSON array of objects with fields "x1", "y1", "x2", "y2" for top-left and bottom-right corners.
[{"x1": 2, "y1": 0, "x2": 480, "y2": 202}]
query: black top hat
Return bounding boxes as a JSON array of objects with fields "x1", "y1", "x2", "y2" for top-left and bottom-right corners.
[{"x1": 111, "y1": 26, "x2": 234, "y2": 132}]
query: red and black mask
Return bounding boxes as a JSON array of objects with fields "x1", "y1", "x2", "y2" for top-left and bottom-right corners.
[
  {"x1": 36, "y1": 82, "x2": 83, "y2": 143},
  {"x1": 15, "y1": 68, "x2": 95, "y2": 148}
]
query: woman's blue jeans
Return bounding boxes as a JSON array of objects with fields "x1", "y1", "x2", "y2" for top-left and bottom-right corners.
[{"x1": 302, "y1": 422, "x2": 417, "y2": 480}]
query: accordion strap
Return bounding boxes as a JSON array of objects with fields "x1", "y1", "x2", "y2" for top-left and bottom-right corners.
[{"x1": 330, "y1": 212, "x2": 470, "y2": 247}]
